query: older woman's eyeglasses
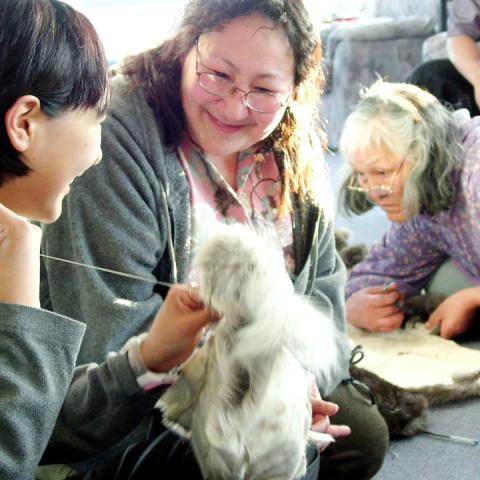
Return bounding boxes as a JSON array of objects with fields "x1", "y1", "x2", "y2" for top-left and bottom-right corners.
[
  {"x1": 348, "y1": 159, "x2": 406, "y2": 196},
  {"x1": 195, "y1": 41, "x2": 292, "y2": 114}
]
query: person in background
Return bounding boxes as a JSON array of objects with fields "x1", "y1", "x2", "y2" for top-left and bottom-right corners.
[
  {"x1": 338, "y1": 80, "x2": 480, "y2": 339},
  {"x1": 0, "y1": 1, "x2": 215, "y2": 478},
  {"x1": 408, "y1": 0, "x2": 480, "y2": 117},
  {"x1": 40, "y1": 0, "x2": 388, "y2": 478}
]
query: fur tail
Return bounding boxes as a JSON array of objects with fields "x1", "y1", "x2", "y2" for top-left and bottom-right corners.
[
  {"x1": 408, "y1": 379, "x2": 480, "y2": 406},
  {"x1": 195, "y1": 223, "x2": 348, "y2": 389},
  {"x1": 228, "y1": 246, "x2": 346, "y2": 389}
]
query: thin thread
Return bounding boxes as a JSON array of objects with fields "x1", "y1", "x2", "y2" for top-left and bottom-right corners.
[{"x1": 39, "y1": 254, "x2": 190, "y2": 291}]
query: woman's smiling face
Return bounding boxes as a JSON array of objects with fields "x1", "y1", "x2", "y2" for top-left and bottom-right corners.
[{"x1": 180, "y1": 13, "x2": 295, "y2": 160}]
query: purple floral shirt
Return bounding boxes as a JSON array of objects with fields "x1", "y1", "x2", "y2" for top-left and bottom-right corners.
[{"x1": 346, "y1": 109, "x2": 480, "y2": 299}]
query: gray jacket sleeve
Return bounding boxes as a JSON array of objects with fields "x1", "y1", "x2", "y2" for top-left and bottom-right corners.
[
  {"x1": 304, "y1": 214, "x2": 352, "y2": 396},
  {"x1": 0, "y1": 304, "x2": 84, "y2": 480},
  {"x1": 37, "y1": 74, "x2": 192, "y2": 467},
  {"x1": 291, "y1": 153, "x2": 352, "y2": 396},
  {"x1": 42, "y1": 352, "x2": 161, "y2": 466}
]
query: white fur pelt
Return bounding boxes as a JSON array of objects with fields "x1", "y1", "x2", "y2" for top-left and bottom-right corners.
[
  {"x1": 347, "y1": 322, "x2": 480, "y2": 401},
  {"x1": 158, "y1": 223, "x2": 346, "y2": 480}
]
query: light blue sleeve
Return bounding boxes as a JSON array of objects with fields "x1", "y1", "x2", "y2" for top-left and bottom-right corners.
[{"x1": 448, "y1": 0, "x2": 480, "y2": 40}]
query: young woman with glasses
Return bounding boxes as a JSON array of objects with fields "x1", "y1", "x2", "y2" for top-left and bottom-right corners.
[
  {"x1": 339, "y1": 80, "x2": 480, "y2": 339},
  {"x1": 40, "y1": 0, "x2": 388, "y2": 478}
]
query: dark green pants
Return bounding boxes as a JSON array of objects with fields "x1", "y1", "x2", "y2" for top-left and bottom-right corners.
[{"x1": 320, "y1": 381, "x2": 389, "y2": 480}]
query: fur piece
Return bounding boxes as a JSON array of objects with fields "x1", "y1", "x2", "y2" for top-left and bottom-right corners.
[
  {"x1": 347, "y1": 320, "x2": 480, "y2": 390},
  {"x1": 408, "y1": 371, "x2": 480, "y2": 406},
  {"x1": 334, "y1": 227, "x2": 368, "y2": 272},
  {"x1": 350, "y1": 340, "x2": 480, "y2": 438},
  {"x1": 158, "y1": 223, "x2": 347, "y2": 480},
  {"x1": 348, "y1": 321, "x2": 480, "y2": 437},
  {"x1": 350, "y1": 366, "x2": 429, "y2": 437},
  {"x1": 403, "y1": 293, "x2": 447, "y2": 326},
  {"x1": 335, "y1": 228, "x2": 480, "y2": 437}
]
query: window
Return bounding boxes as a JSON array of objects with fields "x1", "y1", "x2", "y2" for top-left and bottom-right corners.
[{"x1": 66, "y1": 1, "x2": 188, "y2": 63}]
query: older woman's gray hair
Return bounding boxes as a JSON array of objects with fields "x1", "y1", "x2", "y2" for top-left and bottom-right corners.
[{"x1": 337, "y1": 80, "x2": 460, "y2": 219}]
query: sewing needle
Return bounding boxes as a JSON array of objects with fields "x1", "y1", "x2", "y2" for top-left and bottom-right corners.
[
  {"x1": 39, "y1": 253, "x2": 191, "y2": 291},
  {"x1": 420, "y1": 430, "x2": 479, "y2": 446},
  {"x1": 380, "y1": 281, "x2": 413, "y2": 314}
]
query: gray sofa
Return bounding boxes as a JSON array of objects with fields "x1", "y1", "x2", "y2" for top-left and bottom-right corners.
[{"x1": 318, "y1": 0, "x2": 442, "y2": 149}]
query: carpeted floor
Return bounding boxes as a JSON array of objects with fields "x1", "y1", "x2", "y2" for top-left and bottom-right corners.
[
  {"x1": 326, "y1": 151, "x2": 480, "y2": 480},
  {"x1": 374, "y1": 396, "x2": 480, "y2": 480}
]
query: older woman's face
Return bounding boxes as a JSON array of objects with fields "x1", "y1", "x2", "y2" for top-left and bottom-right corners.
[
  {"x1": 349, "y1": 147, "x2": 413, "y2": 222},
  {"x1": 180, "y1": 13, "x2": 295, "y2": 161}
]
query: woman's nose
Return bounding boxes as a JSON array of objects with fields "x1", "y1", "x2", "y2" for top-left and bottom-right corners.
[
  {"x1": 367, "y1": 186, "x2": 390, "y2": 201},
  {"x1": 219, "y1": 89, "x2": 250, "y2": 120}
]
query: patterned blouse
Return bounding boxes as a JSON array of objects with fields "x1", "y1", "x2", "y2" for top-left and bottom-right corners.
[{"x1": 177, "y1": 138, "x2": 295, "y2": 284}]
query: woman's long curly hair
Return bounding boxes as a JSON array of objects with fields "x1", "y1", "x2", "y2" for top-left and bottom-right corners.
[{"x1": 119, "y1": 0, "x2": 327, "y2": 215}]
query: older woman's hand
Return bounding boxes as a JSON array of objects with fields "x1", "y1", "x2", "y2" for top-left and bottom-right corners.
[
  {"x1": 140, "y1": 285, "x2": 219, "y2": 373},
  {"x1": 426, "y1": 287, "x2": 480, "y2": 339},
  {"x1": 346, "y1": 284, "x2": 404, "y2": 331},
  {"x1": 0, "y1": 203, "x2": 42, "y2": 308}
]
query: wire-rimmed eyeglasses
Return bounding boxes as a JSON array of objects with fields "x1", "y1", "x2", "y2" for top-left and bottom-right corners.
[
  {"x1": 347, "y1": 159, "x2": 406, "y2": 196},
  {"x1": 195, "y1": 41, "x2": 292, "y2": 114}
]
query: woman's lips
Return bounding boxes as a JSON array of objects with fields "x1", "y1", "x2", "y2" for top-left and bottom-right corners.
[
  {"x1": 207, "y1": 111, "x2": 245, "y2": 134},
  {"x1": 380, "y1": 204, "x2": 397, "y2": 211}
]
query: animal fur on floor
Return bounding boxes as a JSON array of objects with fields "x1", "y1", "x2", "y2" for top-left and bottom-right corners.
[
  {"x1": 335, "y1": 227, "x2": 480, "y2": 437},
  {"x1": 158, "y1": 223, "x2": 349, "y2": 480},
  {"x1": 348, "y1": 321, "x2": 480, "y2": 390},
  {"x1": 349, "y1": 365, "x2": 430, "y2": 438},
  {"x1": 348, "y1": 322, "x2": 480, "y2": 437}
]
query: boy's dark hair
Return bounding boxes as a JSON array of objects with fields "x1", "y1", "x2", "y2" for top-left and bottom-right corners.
[{"x1": 0, "y1": 0, "x2": 110, "y2": 185}]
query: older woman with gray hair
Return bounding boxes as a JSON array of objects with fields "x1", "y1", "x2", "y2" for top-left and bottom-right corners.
[{"x1": 338, "y1": 80, "x2": 480, "y2": 339}]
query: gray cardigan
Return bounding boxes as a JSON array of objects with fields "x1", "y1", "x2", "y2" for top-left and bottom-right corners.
[
  {"x1": 41, "y1": 75, "x2": 350, "y2": 395},
  {"x1": 0, "y1": 301, "x2": 159, "y2": 479}
]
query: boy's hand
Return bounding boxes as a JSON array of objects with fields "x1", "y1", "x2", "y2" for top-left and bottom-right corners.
[{"x1": 0, "y1": 203, "x2": 42, "y2": 307}]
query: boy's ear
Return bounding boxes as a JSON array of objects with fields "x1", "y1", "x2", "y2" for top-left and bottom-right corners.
[{"x1": 4, "y1": 95, "x2": 43, "y2": 152}]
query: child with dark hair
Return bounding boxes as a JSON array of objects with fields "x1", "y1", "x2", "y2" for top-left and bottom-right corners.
[{"x1": 0, "y1": 1, "x2": 215, "y2": 478}]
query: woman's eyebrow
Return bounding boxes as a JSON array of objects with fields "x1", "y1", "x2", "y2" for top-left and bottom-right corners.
[{"x1": 210, "y1": 53, "x2": 285, "y2": 81}]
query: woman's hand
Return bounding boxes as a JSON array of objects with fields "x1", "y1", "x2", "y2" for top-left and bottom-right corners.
[
  {"x1": 306, "y1": 372, "x2": 351, "y2": 452},
  {"x1": 426, "y1": 287, "x2": 480, "y2": 339},
  {"x1": 140, "y1": 285, "x2": 219, "y2": 373},
  {"x1": 0, "y1": 203, "x2": 42, "y2": 308},
  {"x1": 346, "y1": 284, "x2": 404, "y2": 331}
]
